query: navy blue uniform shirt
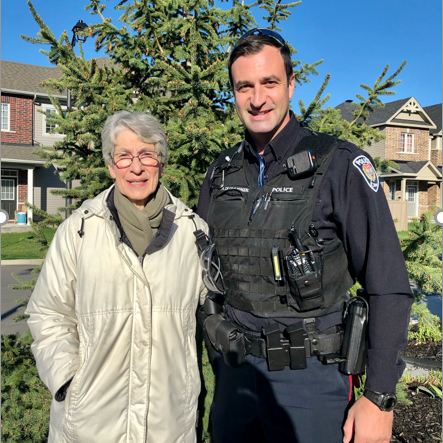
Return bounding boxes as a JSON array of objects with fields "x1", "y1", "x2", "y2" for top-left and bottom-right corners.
[{"x1": 197, "y1": 113, "x2": 413, "y2": 394}]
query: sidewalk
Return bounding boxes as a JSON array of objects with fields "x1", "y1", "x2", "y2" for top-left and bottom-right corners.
[
  {"x1": 1, "y1": 224, "x2": 33, "y2": 233},
  {"x1": 1, "y1": 259, "x2": 44, "y2": 266}
]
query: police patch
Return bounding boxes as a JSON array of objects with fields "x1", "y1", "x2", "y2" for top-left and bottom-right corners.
[{"x1": 352, "y1": 155, "x2": 379, "y2": 192}]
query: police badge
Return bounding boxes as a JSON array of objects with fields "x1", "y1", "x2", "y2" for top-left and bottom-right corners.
[{"x1": 352, "y1": 155, "x2": 379, "y2": 192}]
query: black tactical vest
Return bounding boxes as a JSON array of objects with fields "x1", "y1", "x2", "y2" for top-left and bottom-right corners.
[{"x1": 207, "y1": 133, "x2": 355, "y2": 319}]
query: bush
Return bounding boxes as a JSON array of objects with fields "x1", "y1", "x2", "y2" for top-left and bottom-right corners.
[{"x1": 1, "y1": 331, "x2": 51, "y2": 443}]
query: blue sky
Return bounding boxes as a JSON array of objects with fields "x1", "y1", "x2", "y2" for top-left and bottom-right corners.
[{"x1": 2, "y1": 0, "x2": 441, "y2": 109}]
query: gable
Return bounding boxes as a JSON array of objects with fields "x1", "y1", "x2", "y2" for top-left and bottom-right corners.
[{"x1": 387, "y1": 97, "x2": 437, "y2": 130}]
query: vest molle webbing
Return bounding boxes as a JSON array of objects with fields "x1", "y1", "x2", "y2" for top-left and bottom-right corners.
[{"x1": 208, "y1": 133, "x2": 355, "y2": 318}]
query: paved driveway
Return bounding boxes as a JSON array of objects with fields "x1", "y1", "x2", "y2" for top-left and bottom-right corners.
[{"x1": 1, "y1": 264, "x2": 36, "y2": 335}]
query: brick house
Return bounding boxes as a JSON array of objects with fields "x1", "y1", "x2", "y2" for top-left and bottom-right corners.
[
  {"x1": 336, "y1": 97, "x2": 442, "y2": 228},
  {"x1": 1, "y1": 60, "x2": 68, "y2": 223}
]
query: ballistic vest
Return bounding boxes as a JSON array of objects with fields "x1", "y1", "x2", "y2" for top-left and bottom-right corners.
[{"x1": 207, "y1": 133, "x2": 355, "y2": 319}]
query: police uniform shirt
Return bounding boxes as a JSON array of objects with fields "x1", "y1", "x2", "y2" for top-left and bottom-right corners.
[{"x1": 197, "y1": 112, "x2": 413, "y2": 395}]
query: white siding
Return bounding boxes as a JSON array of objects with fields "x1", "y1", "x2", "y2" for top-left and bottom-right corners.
[{"x1": 34, "y1": 99, "x2": 66, "y2": 147}]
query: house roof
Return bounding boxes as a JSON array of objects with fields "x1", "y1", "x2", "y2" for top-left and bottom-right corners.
[
  {"x1": 423, "y1": 104, "x2": 442, "y2": 134},
  {"x1": 336, "y1": 98, "x2": 410, "y2": 126},
  {"x1": 336, "y1": 97, "x2": 438, "y2": 131},
  {"x1": 1, "y1": 60, "x2": 65, "y2": 97},
  {"x1": 392, "y1": 160, "x2": 429, "y2": 174},
  {"x1": 1, "y1": 143, "x2": 46, "y2": 164},
  {"x1": 1, "y1": 57, "x2": 117, "y2": 98}
]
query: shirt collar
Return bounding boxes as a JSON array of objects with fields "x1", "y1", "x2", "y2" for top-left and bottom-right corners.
[{"x1": 243, "y1": 111, "x2": 303, "y2": 160}]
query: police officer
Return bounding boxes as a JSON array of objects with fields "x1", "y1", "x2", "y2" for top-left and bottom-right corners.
[{"x1": 197, "y1": 28, "x2": 413, "y2": 443}]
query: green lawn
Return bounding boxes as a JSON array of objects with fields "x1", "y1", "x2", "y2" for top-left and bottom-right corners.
[
  {"x1": 397, "y1": 223, "x2": 415, "y2": 241},
  {"x1": 1, "y1": 229, "x2": 57, "y2": 260}
]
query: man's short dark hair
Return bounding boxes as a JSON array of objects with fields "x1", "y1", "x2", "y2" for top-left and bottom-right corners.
[{"x1": 228, "y1": 34, "x2": 293, "y2": 89}]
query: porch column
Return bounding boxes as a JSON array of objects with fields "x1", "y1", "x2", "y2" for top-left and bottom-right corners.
[
  {"x1": 400, "y1": 178, "x2": 407, "y2": 201},
  {"x1": 27, "y1": 168, "x2": 34, "y2": 224}
]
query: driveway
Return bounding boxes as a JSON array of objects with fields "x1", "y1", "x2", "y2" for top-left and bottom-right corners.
[{"x1": 1, "y1": 264, "x2": 36, "y2": 335}]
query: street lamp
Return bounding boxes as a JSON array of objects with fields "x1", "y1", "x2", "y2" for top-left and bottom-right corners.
[
  {"x1": 66, "y1": 19, "x2": 88, "y2": 217},
  {"x1": 71, "y1": 20, "x2": 88, "y2": 47}
]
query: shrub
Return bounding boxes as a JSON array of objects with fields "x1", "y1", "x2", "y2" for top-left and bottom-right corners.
[{"x1": 1, "y1": 331, "x2": 51, "y2": 443}]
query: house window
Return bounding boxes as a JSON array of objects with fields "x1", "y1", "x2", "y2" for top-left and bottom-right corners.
[
  {"x1": 1, "y1": 170, "x2": 18, "y2": 177},
  {"x1": 407, "y1": 186, "x2": 416, "y2": 202},
  {"x1": 1, "y1": 103, "x2": 10, "y2": 131},
  {"x1": 1, "y1": 179, "x2": 15, "y2": 200},
  {"x1": 389, "y1": 181, "x2": 396, "y2": 200},
  {"x1": 44, "y1": 107, "x2": 58, "y2": 134},
  {"x1": 400, "y1": 133, "x2": 414, "y2": 153}
]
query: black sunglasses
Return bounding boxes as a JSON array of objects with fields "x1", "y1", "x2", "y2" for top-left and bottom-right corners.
[{"x1": 235, "y1": 27, "x2": 287, "y2": 48}]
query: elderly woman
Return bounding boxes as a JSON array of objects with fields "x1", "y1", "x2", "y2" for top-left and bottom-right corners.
[{"x1": 26, "y1": 111, "x2": 209, "y2": 443}]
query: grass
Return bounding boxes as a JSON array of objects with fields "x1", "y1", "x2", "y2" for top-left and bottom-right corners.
[
  {"x1": 397, "y1": 223, "x2": 415, "y2": 241},
  {"x1": 1, "y1": 229, "x2": 56, "y2": 260}
]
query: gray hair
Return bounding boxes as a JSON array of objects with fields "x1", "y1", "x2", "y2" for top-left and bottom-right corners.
[{"x1": 101, "y1": 111, "x2": 168, "y2": 165}]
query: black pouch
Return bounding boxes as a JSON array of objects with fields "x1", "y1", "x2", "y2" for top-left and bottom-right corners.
[
  {"x1": 286, "y1": 249, "x2": 324, "y2": 311},
  {"x1": 288, "y1": 272, "x2": 323, "y2": 311},
  {"x1": 203, "y1": 314, "x2": 246, "y2": 368}
]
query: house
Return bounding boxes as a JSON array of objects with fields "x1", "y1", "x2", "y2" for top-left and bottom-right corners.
[
  {"x1": 336, "y1": 97, "x2": 442, "y2": 229},
  {"x1": 1, "y1": 60, "x2": 68, "y2": 223}
]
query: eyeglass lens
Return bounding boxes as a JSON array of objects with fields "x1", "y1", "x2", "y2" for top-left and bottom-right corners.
[{"x1": 113, "y1": 152, "x2": 160, "y2": 168}]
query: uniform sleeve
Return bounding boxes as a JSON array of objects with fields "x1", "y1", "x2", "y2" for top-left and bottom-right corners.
[
  {"x1": 325, "y1": 145, "x2": 414, "y2": 393},
  {"x1": 25, "y1": 218, "x2": 80, "y2": 399}
]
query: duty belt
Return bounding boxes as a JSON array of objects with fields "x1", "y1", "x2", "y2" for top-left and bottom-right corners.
[
  {"x1": 200, "y1": 298, "x2": 345, "y2": 372},
  {"x1": 239, "y1": 319, "x2": 344, "y2": 371}
]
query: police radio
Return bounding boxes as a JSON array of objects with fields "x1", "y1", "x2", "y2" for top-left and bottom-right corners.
[{"x1": 286, "y1": 150, "x2": 318, "y2": 180}]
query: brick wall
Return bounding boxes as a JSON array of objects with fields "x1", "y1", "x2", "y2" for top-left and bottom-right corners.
[
  {"x1": 418, "y1": 182, "x2": 441, "y2": 217},
  {"x1": 427, "y1": 183, "x2": 441, "y2": 210},
  {"x1": 1, "y1": 94, "x2": 33, "y2": 144},
  {"x1": 17, "y1": 170, "x2": 28, "y2": 213},
  {"x1": 431, "y1": 148, "x2": 442, "y2": 167},
  {"x1": 385, "y1": 127, "x2": 429, "y2": 162}
]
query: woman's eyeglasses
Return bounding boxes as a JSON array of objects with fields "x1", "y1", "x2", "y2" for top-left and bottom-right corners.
[
  {"x1": 236, "y1": 28, "x2": 287, "y2": 48},
  {"x1": 112, "y1": 151, "x2": 162, "y2": 169}
]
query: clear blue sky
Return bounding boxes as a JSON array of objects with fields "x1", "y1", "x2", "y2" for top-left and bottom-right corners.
[{"x1": 2, "y1": 0, "x2": 441, "y2": 109}]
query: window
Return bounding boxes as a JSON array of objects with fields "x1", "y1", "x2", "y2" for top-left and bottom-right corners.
[
  {"x1": 1, "y1": 103, "x2": 10, "y2": 131},
  {"x1": 1, "y1": 169, "x2": 18, "y2": 177},
  {"x1": 389, "y1": 181, "x2": 396, "y2": 200},
  {"x1": 1, "y1": 179, "x2": 15, "y2": 200},
  {"x1": 400, "y1": 133, "x2": 414, "y2": 153},
  {"x1": 407, "y1": 186, "x2": 416, "y2": 202},
  {"x1": 44, "y1": 108, "x2": 57, "y2": 134}
]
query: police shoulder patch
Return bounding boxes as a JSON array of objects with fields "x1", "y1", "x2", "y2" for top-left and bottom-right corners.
[{"x1": 352, "y1": 155, "x2": 379, "y2": 192}]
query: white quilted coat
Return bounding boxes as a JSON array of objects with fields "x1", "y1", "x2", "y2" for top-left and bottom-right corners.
[{"x1": 26, "y1": 186, "x2": 208, "y2": 443}]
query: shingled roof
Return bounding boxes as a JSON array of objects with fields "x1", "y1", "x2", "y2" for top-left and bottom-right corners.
[
  {"x1": 1, "y1": 58, "x2": 118, "y2": 98},
  {"x1": 392, "y1": 160, "x2": 429, "y2": 174},
  {"x1": 1, "y1": 60, "x2": 65, "y2": 97},
  {"x1": 1, "y1": 143, "x2": 46, "y2": 163},
  {"x1": 336, "y1": 98, "x2": 411, "y2": 126},
  {"x1": 423, "y1": 104, "x2": 442, "y2": 134}
]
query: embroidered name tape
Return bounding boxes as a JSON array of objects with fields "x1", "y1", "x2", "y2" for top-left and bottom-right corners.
[{"x1": 353, "y1": 155, "x2": 379, "y2": 192}]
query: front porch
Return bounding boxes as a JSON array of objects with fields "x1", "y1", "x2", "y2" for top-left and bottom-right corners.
[{"x1": 381, "y1": 160, "x2": 441, "y2": 230}]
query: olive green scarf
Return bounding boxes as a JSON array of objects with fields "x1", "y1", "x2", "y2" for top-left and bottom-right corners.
[{"x1": 114, "y1": 184, "x2": 169, "y2": 256}]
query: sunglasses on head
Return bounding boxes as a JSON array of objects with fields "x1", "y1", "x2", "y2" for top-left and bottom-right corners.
[{"x1": 235, "y1": 27, "x2": 287, "y2": 48}]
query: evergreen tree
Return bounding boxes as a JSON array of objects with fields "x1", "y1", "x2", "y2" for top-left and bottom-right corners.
[
  {"x1": 22, "y1": 0, "x2": 405, "y2": 212},
  {"x1": 401, "y1": 211, "x2": 442, "y2": 300},
  {"x1": 23, "y1": 0, "x2": 321, "y2": 210}
]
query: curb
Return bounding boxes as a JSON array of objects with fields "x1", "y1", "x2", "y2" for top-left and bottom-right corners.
[{"x1": 1, "y1": 259, "x2": 44, "y2": 266}]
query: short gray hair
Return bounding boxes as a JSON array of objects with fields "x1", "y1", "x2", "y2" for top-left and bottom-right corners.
[{"x1": 101, "y1": 111, "x2": 168, "y2": 165}]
